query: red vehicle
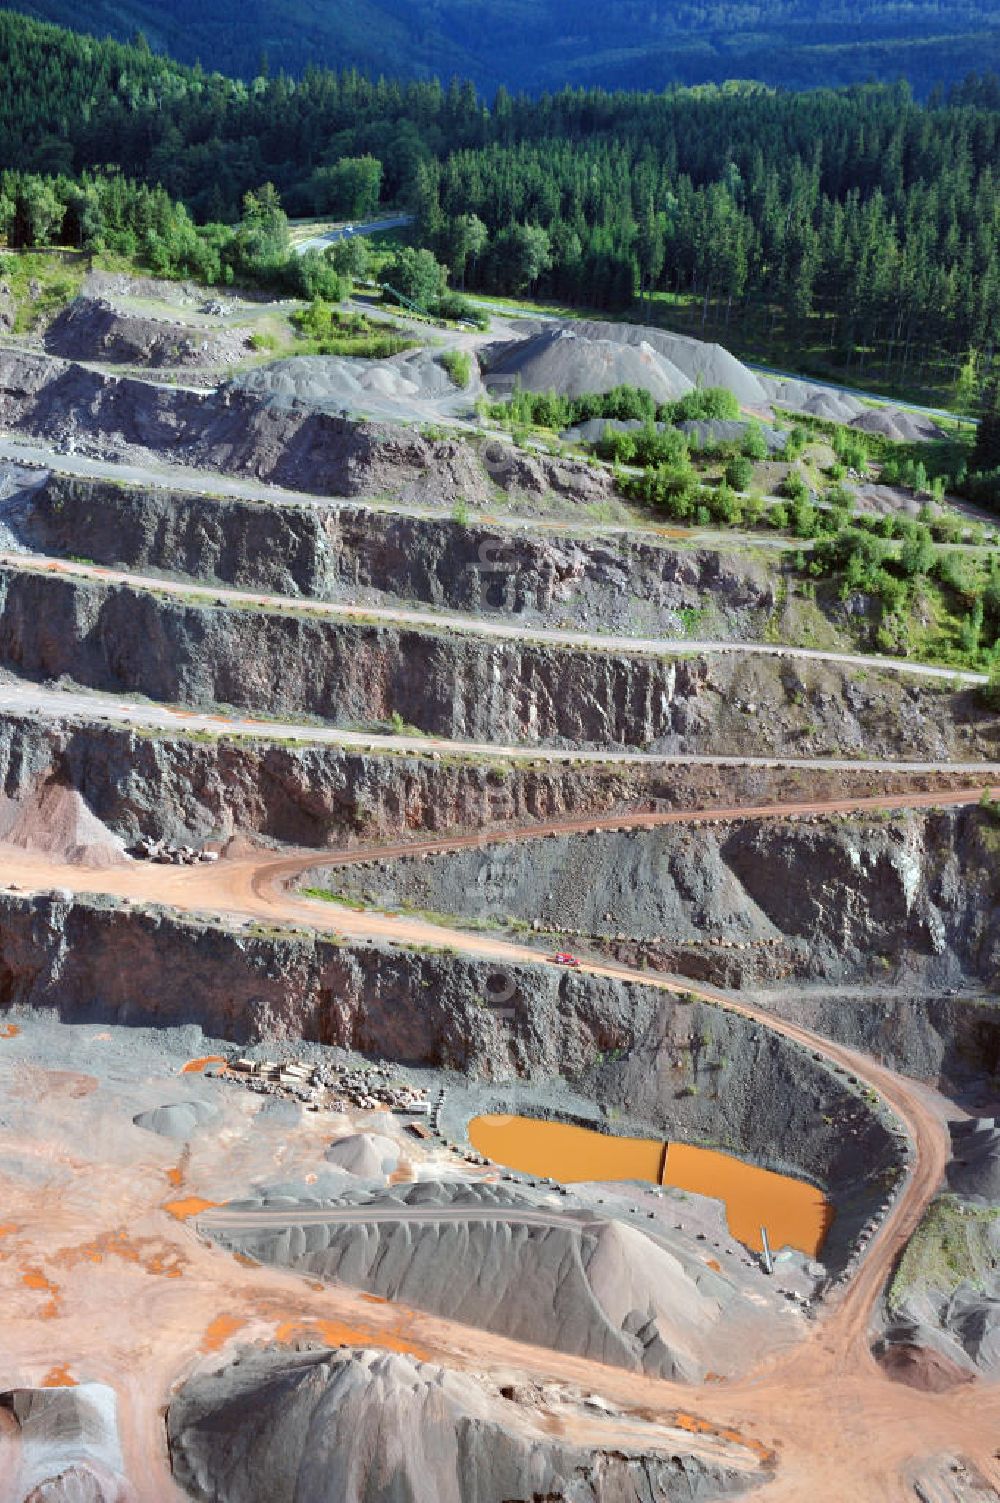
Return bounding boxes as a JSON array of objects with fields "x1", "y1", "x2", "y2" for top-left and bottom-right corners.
[{"x1": 551, "y1": 952, "x2": 580, "y2": 967}]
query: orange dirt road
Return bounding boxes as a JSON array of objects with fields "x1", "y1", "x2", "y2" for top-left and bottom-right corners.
[{"x1": 2, "y1": 787, "x2": 999, "y2": 1500}]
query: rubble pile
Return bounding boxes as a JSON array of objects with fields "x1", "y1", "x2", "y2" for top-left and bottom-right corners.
[
  {"x1": 227, "y1": 1055, "x2": 432, "y2": 1115},
  {"x1": 129, "y1": 837, "x2": 219, "y2": 866}
]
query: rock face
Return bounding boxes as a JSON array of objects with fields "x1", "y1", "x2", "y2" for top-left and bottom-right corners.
[
  {"x1": 45, "y1": 296, "x2": 251, "y2": 368},
  {"x1": 166, "y1": 1346, "x2": 756, "y2": 1503},
  {"x1": 0, "y1": 890, "x2": 895, "y2": 1270},
  {"x1": 0, "y1": 468, "x2": 781, "y2": 636},
  {"x1": 0, "y1": 349, "x2": 615, "y2": 508},
  {"x1": 324, "y1": 805, "x2": 1000, "y2": 993},
  {"x1": 948, "y1": 1118, "x2": 1000, "y2": 1200},
  {"x1": 0, "y1": 1384, "x2": 129, "y2": 1502},
  {"x1": 0, "y1": 565, "x2": 990, "y2": 758},
  {"x1": 0, "y1": 708, "x2": 977, "y2": 855}
]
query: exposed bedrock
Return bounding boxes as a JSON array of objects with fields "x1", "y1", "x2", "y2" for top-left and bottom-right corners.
[
  {"x1": 0, "y1": 468, "x2": 784, "y2": 634},
  {"x1": 166, "y1": 1346, "x2": 758, "y2": 1503},
  {"x1": 0, "y1": 890, "x2": 896, "y2": 1264},
  {"x1": 326, "y1": 806, "x2": 1000, "y2": 997},
  {"x1": 0, "y1": 707, "x2": 983, "y2": 851},
  {"x1": 0, "y1": 568, "x2": 992, "y2": 757},
  {"x1": 0, "y1": 348, "x2": 615, "y2": 507}
]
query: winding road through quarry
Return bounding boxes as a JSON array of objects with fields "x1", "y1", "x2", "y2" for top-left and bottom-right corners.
[
  {"x1": 1, "y1": 780, "x2": 998, "y2": 1498},
  {"x1": 1, "y1": 279, "x2": 999, "y2": 1503}
]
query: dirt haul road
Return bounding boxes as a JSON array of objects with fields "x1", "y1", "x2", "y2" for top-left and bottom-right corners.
[
  {"x1": 3, "y1": 785, "x2": 1000, "y2": 1499},
  {"x1": 6, "y1": 674, "x2": 1000, "y2": 774},
  {"x1": 0, "y1": 549, "x2": 987, "y2": 684}
]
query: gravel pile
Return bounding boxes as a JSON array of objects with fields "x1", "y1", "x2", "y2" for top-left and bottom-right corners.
[
  {"x1": 0, "y1": 778, "x2": 129, "y2": 868},
  {"x1": 324, "y1": 1132, "x2": 400, "y2": 1179},
  {"x1": 133, "y1": 1099, "x2": 219, "y2": 1140},
  {"x1": 485, "y1": 326, "x2": 693, "y2": 402},
  {"x1": 761, "y1": 375, "x2": 945, "y2": 442},
  {"x1": 572, "y1": 319, "x2": 769, "y2": 406},
  {"x1": 230, "y1": 350, "x2": 479, "y2": 418},
  {"x1": 678, "y1": 418, "x2": 787, "y2": 452}
]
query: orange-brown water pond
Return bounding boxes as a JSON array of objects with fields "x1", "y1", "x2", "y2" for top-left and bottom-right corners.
[{"x1": 468, "y1": 1115, "x2": 832, "y2": 1257}]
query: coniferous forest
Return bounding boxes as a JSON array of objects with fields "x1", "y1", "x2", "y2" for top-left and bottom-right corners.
[{"x1": 0, "y1": 11, "x2": 998, "y2": 399}]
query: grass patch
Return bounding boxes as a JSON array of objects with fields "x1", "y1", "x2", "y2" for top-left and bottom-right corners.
[
  {"x1": 440, "y1": 349, "x2": 471, "y2": 388},
  {"x1": 0, "y1": 248, "x2": 86, "y2": 333},
  {"x1": 889, "y1": 1194, "x2": 1000, "y2": 1311}
]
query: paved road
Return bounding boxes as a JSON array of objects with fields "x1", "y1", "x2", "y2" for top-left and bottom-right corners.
[
  {"x1": 293, "y1": 214, "x2": 414, "y2": 255},
  {"x1": 2, "y1": 549, "x2": 987, "y2": 686}
]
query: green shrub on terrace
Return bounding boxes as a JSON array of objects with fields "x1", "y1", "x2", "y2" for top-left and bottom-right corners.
[
  {"x1": 724, "y1": 454, "x2": 754, "y2": 491},
  {"x1": 741, "y1": 421, "x2": 769, "y2": 461},
  {"x1": 440, "y1": 349, "x2": 472, "y2": 388},
  {"x1": 667, "y1": 386, "x2": 740, "y2": 423}
]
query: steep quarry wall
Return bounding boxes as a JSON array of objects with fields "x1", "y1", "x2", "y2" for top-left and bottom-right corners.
[
  {"x1": 324, "y1": 806, "x2": 1000, "y2": 997},
  {"x1": 0, "y1": 567, "x2": 992, "y2": 757},
  {"x1": 0, "y1": 709, "x2": 982, "y2": 851},
  {"x1": 0, "y1": 349, "x2": 615, "y2": 507},
  {"x1": 0, "y1": 469, "x2": 782, "y2": 633},
  {"x1": 0, "y1": 891, "x2": 895, "y2": 1229}
]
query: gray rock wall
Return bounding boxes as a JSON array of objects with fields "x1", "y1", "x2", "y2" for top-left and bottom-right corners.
[
  {"x1": 1, "y1": 470, "x2": 779, "y2": 630},
  {"x1": 327, "y1": 807, "x2": 1000, "y2": 993},
  {"x1": 0, "y1": 566, "x2": 991, "y2": 757},
  {"x1": 0, "y1": 891, "x2": 893, "y2": 1214}
]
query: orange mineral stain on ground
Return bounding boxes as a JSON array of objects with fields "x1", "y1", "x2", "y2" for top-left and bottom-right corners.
[
  {"x1": 180, "y1": 1055, "x2": 226, "y2": 1074},
  {"x1": 468, "y1": 1115, "x2": 832, "y2": 1257},
  {"x1": 163, "y1": 1197, "x2": 220, "y2": 1222},
  {"x1": 200, "y1": 1314, "x2": 244, "y2": 1353},
  {"x1": 41, "y1": 1364, "x2": 77, "y2": 1388},
  {"x1": 275, "y1": 1316, "x2": 429, "y2": 1360},
  {"x1": 55, "y1": 1229, "x2": 187, "y2": 1279},
  {"x1": 21, "y1": 1266, "x2": 60, "y2": 1317},
  {"x1": 0, "y1": 1022, "x2": 20, "y2": 1038}
]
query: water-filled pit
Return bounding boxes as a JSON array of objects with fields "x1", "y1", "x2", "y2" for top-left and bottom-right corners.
[{"x1": 469, "y1": 1114, "x2": 833, "y2": 1257}]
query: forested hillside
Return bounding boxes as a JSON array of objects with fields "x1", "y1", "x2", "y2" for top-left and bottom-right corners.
[
  {"x1": 4, "y1": 0, "x2": 1000, "y2": 94},
  {"x1": 1, "y1": 11, "x2": 997, "y2": 398}
]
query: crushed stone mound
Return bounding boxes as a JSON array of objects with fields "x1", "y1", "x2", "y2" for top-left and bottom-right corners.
[
  {"x1": 0, "y1": 779, "x2": 129, "y2": 868},
  {"x1": 484, "y1": 326, "x2": 693, "y2": 402},
  {"x1": 133, "y1": 1100, "x2": 218, "y2": 1140},
  {"x1": 203, "y1": 1180, "x2": 758, "y2": 1379},
  {"x1": 759, "y1": 374, "x2": 945, "y2": 443},
  {"x1": 561, "y1": 416, "x2": 648, "y2": 442},
  {"x1": 46, "y1": 296, "x2": 251, "y2": 369},
  {"x1": 229, "y1": 349, "x2": 480, "y2": 416},
  {"x1": 759, "y1": 375, "x2": 863, "y2": 423},
  {"x1": 323, "y1": 1132, "x2": 400, "y2": 1179},
  {"x1": 875, "y1": 1341, "x2": 975, "y2": 1392},
  {"x1": 571, "y1": 319, "x2": 769, "y2": 406},
  {"x1": 167, "y1": 1345, "x2": 752, "y2": 1503},
  {"x1": 0, "y1": 1384, "x2": 127, "y2": 1502},
  {"x1": 678, "y1": 418, "x2": 787, "y2": 452},
  {"x1": 850, "y1": 406, "x2": 945, "y2": 443}
]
